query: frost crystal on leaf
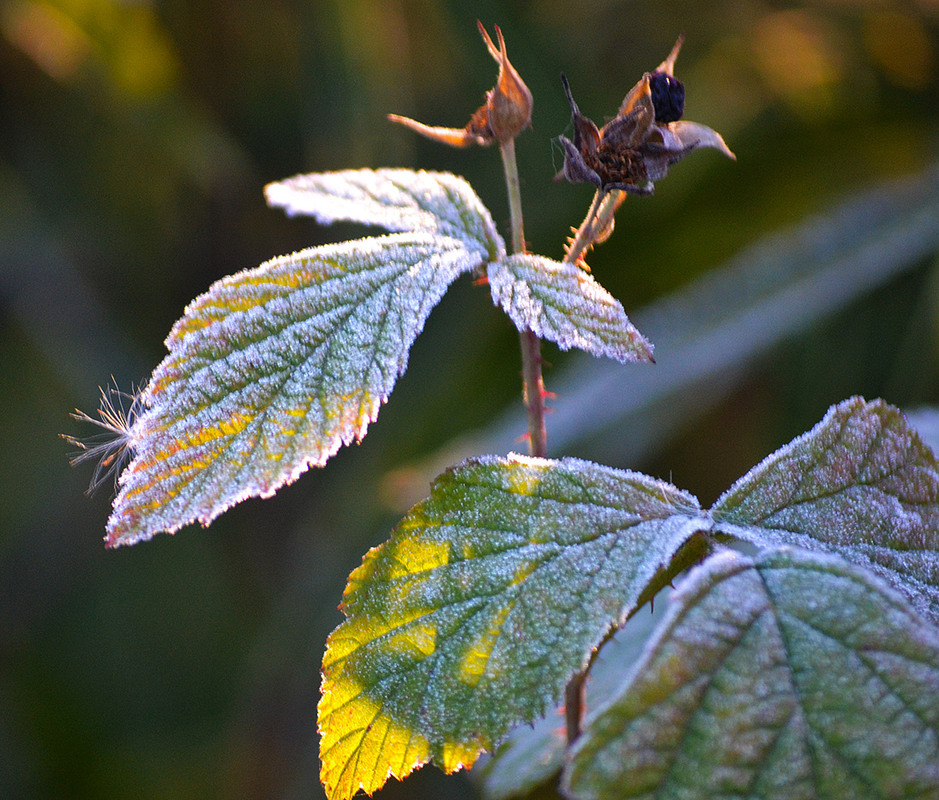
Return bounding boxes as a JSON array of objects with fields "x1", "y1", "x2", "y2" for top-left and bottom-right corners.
[
  {"x1": 711, "y1": 396, "x2": 939, "y2": 624},
  {"x1": 488, "y1": 253, "x2": 653, "y2": 363},
  {"x1": 563, "y1": 548, "x2": 939, "y2": 800},
  {"x1": 101, "y1": 168, "x2": 511, "y2": 546},
  {"x1": 319, "y1": 454, "x2": 707, "y2": 800},
  {"x1": 106, "y1": 232, "x2": 486, "y2": 546},
  {"x1": 264, "y1": 168, "x2": 504, "y2": 261}
]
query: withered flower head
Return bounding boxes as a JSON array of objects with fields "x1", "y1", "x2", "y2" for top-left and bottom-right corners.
[
  {"x1": 557, "y1": 36, "x2": 734, "y2": 195},
  {"x1": 389, "y1": 22, "x2": 532, "y2": 147}
]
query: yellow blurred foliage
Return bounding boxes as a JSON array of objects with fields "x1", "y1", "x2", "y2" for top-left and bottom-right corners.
[{"x1": 2, "y1": 0, "x2": 179, "y2": 96}]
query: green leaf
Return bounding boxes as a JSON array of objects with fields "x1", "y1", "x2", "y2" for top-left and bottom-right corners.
[
  {"x1": 712, "y1": 397, "x2": 939, "y2": 624},
  {"x1": 106, "y1": 233, "x2": 483, "y2": 546},
  {"x1": 318, "y1": 454, "x2": 707, "y2": 800},
  {"x1": 562, "y1": 548, "x2": 939, "y2": 800},
  {"x1": 487, "y1": 254, "x2": 653, "y2": 363},
  {"x1": 265, "y1": 168, "x2": 504, "y2": 261}
]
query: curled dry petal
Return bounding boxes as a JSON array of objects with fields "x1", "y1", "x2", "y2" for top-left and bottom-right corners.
[{"x1": 388, "y1": 22, "x2": 531, "y2": 147}]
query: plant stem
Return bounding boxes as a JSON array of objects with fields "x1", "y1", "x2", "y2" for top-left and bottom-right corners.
[
  {"x1": 500, "y1": 138, "x2": 526, "y2": 255},
  {"x1": 500, "y1": 139, "x2": 548, "y2": 459},
  {"x1": 565, "y1": 189, "x2": 626, "y2": 266},
  {"x1": 519, "y1": 329, "x2": 548, "y2": 457},
  {"x1": 565, "y1": 674, "x2": 587, "y2": 743}
]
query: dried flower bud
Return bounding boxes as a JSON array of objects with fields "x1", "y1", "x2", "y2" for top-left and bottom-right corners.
[
  {"x1": 557, "y1": 36, "x2": 734, "y2": 195},
  {"x1": 389, "y1": 22, "x2": 532, "y2": 147},
  {"x1": 477, "y1": 21, "x2": 533, "y2": 141}
]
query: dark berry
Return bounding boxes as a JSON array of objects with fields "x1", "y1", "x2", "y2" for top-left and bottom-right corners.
[{"x1": 649, "y1": 71, "x2": 685, "y2": 123}]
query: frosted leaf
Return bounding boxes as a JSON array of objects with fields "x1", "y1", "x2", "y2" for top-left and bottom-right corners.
[
  {"x1": 712, "y1": 397, "x2": 939, "y2": 624},
  {"x1": 318, "y1": 454, "x2": 707, "y2": 800},
  {"x1": 265, "y1": 168, "x2": 504, "y2": 261},
  {"x1": 563, "y1": 548, "x2": 939, "y2": 800},
  {"x1": 106, "y1": 233, "x2": 483, "y2": 546},
  {"x1": 487, "y1": 254, "x2": 653, "y2": 363}
]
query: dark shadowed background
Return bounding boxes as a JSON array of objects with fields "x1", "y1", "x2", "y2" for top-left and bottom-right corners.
[{"x1": 2, "y1": 1, "x2": 938, "y2": 798}]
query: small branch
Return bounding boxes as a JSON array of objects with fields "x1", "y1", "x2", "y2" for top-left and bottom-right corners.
[
  {"x1": 565, "y1": 189, "x2": 626, "y2": 266},
  {"x1": 500, "y1": 140, "x2": 548, "y2": 459}
]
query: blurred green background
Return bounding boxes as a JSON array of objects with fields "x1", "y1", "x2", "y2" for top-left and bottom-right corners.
[{"x1": 2, "y1": 0, "x2": 938, "y2": 798}]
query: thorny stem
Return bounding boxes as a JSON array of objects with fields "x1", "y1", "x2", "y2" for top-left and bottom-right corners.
[
  {"x1": 519, "y1": 328, "x2": 548, "y2": 458},
  {"x1": 560, "y1": 186, "x2": 628, "y2": 743},
  {"x1": 564, "y1": 189, "x2": 627, "y2": 266},
  {"x1": 500, "y1": 139, "x2": 548, "y2": 459}
]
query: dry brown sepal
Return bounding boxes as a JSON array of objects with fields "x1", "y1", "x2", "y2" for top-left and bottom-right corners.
[{"x1": 389, "y1": 22, "x2": 532, "y2": 147}]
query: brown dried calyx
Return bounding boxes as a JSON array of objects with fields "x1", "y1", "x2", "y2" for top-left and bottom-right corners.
[
  {"x1": 389, "y1": 22, "x2": 532, "y2": 147},
  {"x1": 557, "y1": 36, "x2": 735, "y2": 195}
]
